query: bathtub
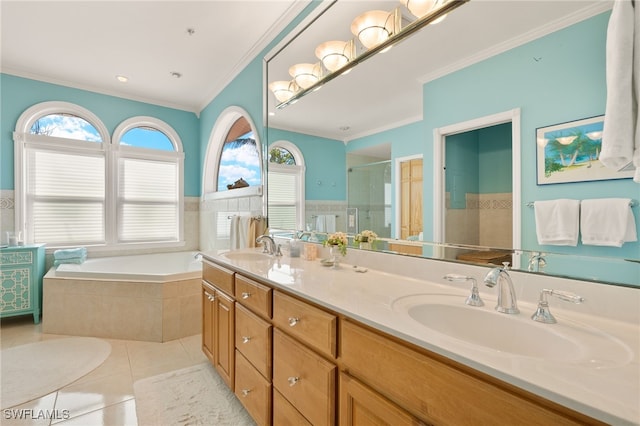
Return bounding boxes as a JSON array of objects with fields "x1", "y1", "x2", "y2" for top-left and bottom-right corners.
[
  {"x1": 43, "y1": 251, "x2": 203, "y2": 342},
  {"x1": 54, "y1": 251, "x2": 202, "y2": 282}
]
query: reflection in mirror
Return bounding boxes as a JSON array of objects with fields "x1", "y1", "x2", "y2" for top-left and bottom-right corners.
[{"x1": 265, "y1": 0, "x2": 639, "y2": 286}]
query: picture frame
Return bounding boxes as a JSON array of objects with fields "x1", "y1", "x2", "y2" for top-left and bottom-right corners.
[{"x1": 536, "y1": 115, "x2": 634, "y2": 185}]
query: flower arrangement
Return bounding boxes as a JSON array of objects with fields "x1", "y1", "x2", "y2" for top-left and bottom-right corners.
[
  {"x1": 324, "y1": 231, "x2": 348, "y2": 256},
  {"x1": 354, "y1": 230, "x2": 377, "y2": 243}
]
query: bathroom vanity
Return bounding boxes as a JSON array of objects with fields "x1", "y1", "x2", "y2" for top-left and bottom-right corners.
[{"x1": 201, "y1": 247, "x2": 639, "y2": 425}]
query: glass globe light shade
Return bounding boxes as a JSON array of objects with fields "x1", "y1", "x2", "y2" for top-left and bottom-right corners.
[
  {"x1": 268, "y1": 80, "x2": 297, "y2": 103},
  {"x1": 315, "y1": 40, "x2": 351, "y2": 72},
  {"x1": 288, "y1": 63, "x2": 321, "y2": 89},
  {"x1": 401, "y1": 0, "x2": 447, "y2": 23},
  {"x1": 556, "y1": 136, "x2": 577, "y2": 145},
  {"x1": 351, "y1": 10, "x2": 394, "y2": 49}
]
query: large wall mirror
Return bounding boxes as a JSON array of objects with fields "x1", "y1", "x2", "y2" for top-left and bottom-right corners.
[{"x1": 265, "y1": 0, "x2": 639, "y2": 287}]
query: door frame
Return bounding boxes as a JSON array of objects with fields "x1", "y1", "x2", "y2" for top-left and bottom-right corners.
[{"x1": 433, "y1": 108, "x2": 522, "y2": 260}]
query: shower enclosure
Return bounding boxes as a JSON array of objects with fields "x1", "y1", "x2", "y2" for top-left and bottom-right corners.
[{"x1": 347, "y1": 160, "x2": 391, "y2": 238}]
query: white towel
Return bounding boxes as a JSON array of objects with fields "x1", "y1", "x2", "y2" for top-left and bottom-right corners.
[
  {"x1": 324, "y1": 214, "x2": 336, "y2": 233},
  {"x1": 534, "y1": 199, "x2": 580, "y2": 246},
  {"x1": 600, "y1": 0, "x2": 639, "y2": 183},
  {"x1": 315, "y1": 215, "x2": 326, "y2": 232},
  {"x1": 580, "y1": 198, "x2": 637, "y2": 247},
  {"x1": 238, "y1": 216, "x2": 251, "y2": 249},
  {"x1": 229, "y1": 215, "x2": 241, "y2": 250}
]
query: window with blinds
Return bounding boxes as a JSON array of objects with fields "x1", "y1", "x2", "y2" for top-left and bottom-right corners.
[{"x1": 15, "y1": 104, "x2": 184, "y2": 248}]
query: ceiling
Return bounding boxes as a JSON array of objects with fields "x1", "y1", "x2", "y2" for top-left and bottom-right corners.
[
  {"x1": 0, "y1": 0, "x2": 307, "y2": 113},
  {"x1": 267, "y1": 0, "x2": 612, "y2": 142}
]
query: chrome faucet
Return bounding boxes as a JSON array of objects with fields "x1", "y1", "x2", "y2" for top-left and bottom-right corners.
[
  {"x1": 527, "y1": 252, "x2": 546, "y2": 272},
  {"x1": 483, "y1": 262, "x2": 519, "y2": 314},
  {"x1": 256, "y1": 235, "x2": 281, "y2": 256},
  {"x1": 442, "y1": 273, "x2": 484, "y2": 307}
]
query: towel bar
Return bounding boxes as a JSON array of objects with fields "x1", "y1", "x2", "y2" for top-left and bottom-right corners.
[{"x1": 526, "y1": 200, "x2": 637, "y2": 208}]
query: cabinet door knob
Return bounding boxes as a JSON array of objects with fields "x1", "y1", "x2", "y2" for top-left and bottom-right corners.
[
  {"x1": 241, "y1": 389, "x2": 251, "y2": 397},
  {"x1": 241, "y1": 292, "x2": 251, "y2": 299},
  {"x1": 288, "y1": 317, "x2": 300, "y2": 327},
  {"x1": 205, "y1": 291, "x2": 215, "y2": 301},
  {"x1": 242, "y1": 336, "x2": 251, "y2": 344},
  {"x1": 287, "y1": 376, "x2": 300, "y2": 387}
]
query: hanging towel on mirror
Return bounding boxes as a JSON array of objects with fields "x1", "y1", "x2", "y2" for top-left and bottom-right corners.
[
  {"x1": 229, "y1": 215, "x2": 241, "y2": 250},
  {"x1": 581, "y1": 198, "x2": 637, "y2": 247},
  {"x1": 248, "y1": 217, "x2": 265, "y2": 248},
  {"x1": 533, "y1": 199, "x2": 580, "y2": 246},
  {"x1": 324, "y1": 215, "x2": 336, "y2": 233},
  {"x1": 600, "y1": 0, "x2": 640, "y2": 182},
  {"x1": 315, "y1": 215, "x2": 326, "y2": 232}
]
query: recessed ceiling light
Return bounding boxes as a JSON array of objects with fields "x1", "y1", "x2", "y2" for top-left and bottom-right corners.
[
  {"x1": 170, "y1": 71, "x2": 182, "y2": 79},
  {"x1": 116, "y1": 75, "x2": 128, "y2": 83}
]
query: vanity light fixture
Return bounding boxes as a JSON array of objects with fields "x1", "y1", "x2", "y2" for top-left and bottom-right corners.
[
  {"x1": 350, "y1": 9, "x2": 400, "y2": 49},
  {"x1": 289, "y1": 63, "x2": 322, "y2": 89},
  {"x1": 556, "y1": 135, "x2": 577, "y2": 145},
  {"x1": 271, "y1": 0, "x2": 468, "y2": 109},
  {"x1": 315, "y1": 40, "x2": 355, "y2": 72},
  {"x1": 401, "y1": 0, "x2": 448, "y2": 23},
  {"x1": 268, "y1": 80, "x2": 299, "y2": 103}
]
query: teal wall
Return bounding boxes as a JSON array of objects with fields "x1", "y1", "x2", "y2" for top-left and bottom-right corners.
[
  {"x1": 267, "y1": 128, "x2": 346, "y2": 200},
  {"x1": 445, "y1": 131, "x2": 479, "y2": 209},
  {"x1": 0, "y1": 74, "x2": 200, "y2": 196},
  {"x1": 478, "y1": 123, "x2": 512, "y2": 194}
]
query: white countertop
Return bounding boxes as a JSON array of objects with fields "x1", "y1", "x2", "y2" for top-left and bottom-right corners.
[{"x1": 202, "y1": 248, "x2": 640, "y2": 425}]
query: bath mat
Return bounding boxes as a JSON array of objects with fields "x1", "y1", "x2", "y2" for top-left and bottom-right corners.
[
  {"x1": 0, "y1": 337, "x2": 111, "y2": 409},
  {"x1": 134, "y1": 363, "x2": 255, "y2": 426}
]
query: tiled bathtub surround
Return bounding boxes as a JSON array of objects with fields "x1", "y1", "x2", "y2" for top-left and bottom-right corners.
[
  {"x1": 199, "y1": 195, "x2": 263, "y2": 251},
  {"x1": 42, "y1": 274, "x2": 201, "y2": 342}
]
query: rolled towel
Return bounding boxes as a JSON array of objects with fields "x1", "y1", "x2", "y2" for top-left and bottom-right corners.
[
  {"x1": 54, "y1": 247, "x2": 87, "y2": 260},
  {"x1": 581, "y1": 198, "x2": 637, "y2": 247},
  {"x1": 54, "y1": 255, "x2": 87, "y2": 267},
  {"x1": 534, "y1": 199, "x2": 580, "y2": 246}
]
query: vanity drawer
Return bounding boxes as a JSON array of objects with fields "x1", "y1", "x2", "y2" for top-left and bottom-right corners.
[
  {"x1": 235, "y1": 274, "x2": 272, "y2": 319},
  {"x1": 273, "y1": 329, "x2": 336, "y2": 426},
  {"x1": 273, "y1": 389, "x2": 312, "y2": 426},
  {"x1": 235, "y1": 350, "x2": 271, "y2": 426},
  {"x1": 203, "y1": 261, "x2": 234, "y2": 297},
  {"x1": 340, "y1": 319, "x2": 592, "y2": 426},
  {"x1": 235, "y1": 303, "x2": 272, "y2": 380},
  {"x1": 273, "y1": 290, "x2": 337, "y2": 358}
]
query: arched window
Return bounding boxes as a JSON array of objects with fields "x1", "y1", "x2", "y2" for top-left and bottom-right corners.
[
  {"x1": 217, "y1": 117, "x2": 261, "y2": 191},
  {"x1": 14, "y1": 103, "x2": 184, "y2": 248},
  {"x1": 112, "y1": 117, "x2": 184, "y2": 244},
  {"x1": 268, "y1": 141, "x2": 305, "y2": 230}
]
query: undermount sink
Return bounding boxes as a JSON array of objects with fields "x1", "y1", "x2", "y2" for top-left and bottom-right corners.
[
  {"x1": 392, "y1": 294, "x2": 632, "y2": 365},
  {"x1": 407, "y1": 301, "x2": 580, "y2": 360},
  {"x1": 221, "y1": 251, "x2": 272, "y2": 262}
]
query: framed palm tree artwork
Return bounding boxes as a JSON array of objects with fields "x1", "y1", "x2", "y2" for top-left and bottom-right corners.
[{"x1": 536, "y1": 115, "x2": 634, "y2": 185}]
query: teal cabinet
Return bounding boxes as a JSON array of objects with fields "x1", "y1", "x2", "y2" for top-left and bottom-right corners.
[{"x1": 0, "y1": 244, "x2": 46, "y2": 323}]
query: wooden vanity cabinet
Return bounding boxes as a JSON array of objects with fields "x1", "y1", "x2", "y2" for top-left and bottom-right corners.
[
  {"x1": 201, "y1": 261, "x2": 236, "y2": 390},
  {"x1": 339, "y1": 373, "x2": 425, "y2": 426},
  {"x1": 340, "y1": 319, "x2": 604, "y2": 426}
]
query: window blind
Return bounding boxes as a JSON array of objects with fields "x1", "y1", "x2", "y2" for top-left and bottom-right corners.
[
  {"x1": 118, "y1": 157, "x2": 179, "y2": 242},
  {"x1": 27, "y1": 149, "x2": 105, "y2": 245},
  {"x1": 267, "y1": 171, "x2": 298, "y2": 230}
]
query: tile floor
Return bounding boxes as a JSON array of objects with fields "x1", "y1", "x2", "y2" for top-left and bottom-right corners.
[{"x1": 1, "y1": 316, "x2": 208, "y2": 426}]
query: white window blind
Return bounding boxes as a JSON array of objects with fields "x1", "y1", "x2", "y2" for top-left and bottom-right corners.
[
  {"x1": 27, "y1": 148, "x2": 105, "y2": 245},
  {"x1": 118, "y1": 157, "x2": 179, "y2": 242},
  {"x1": 267, "y1": 171, "x2": 298, "y2": 230}
]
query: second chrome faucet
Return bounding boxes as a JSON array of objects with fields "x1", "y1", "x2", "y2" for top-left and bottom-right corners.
[{"x1": 483, "y1": 262, "x2": 519, "y2": 314}]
